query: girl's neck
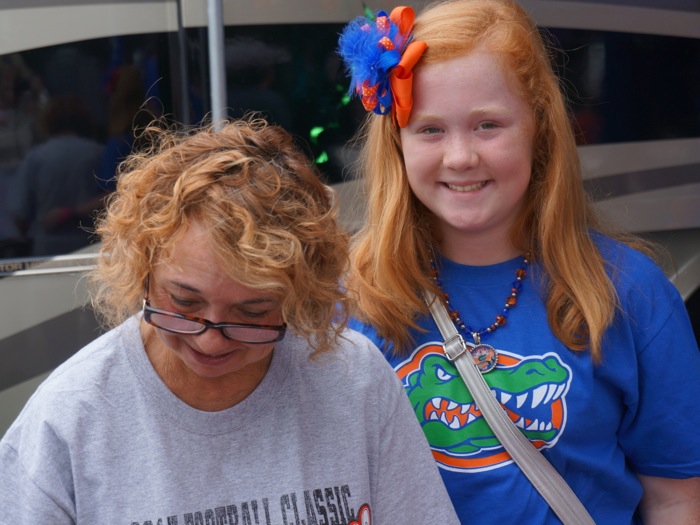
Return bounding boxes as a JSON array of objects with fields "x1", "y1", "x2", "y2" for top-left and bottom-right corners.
[{"x1": 439, "y1": 231, "x2": 521, "y2": 266}]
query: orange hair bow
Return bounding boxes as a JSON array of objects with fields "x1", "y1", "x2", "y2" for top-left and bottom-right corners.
[
  {"x1": 389, "y1": 6, "x2": 427, "y2": 127},
  {"x1": 338, "y1": 5, "x2": 427, "y2": 128}
]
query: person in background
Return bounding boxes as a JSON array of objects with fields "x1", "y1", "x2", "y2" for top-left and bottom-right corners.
[
  {"x1": 8, "y1": 95, "x2": 104, "y2": 255},
  {"x1": 0, "y1": 117, "x2": 459, "y2": 524},
  {"x1": 338, "y1": 1, "x2": 700, "y2": 523},
  {"x1": 0, "y1": 54, "x2": 43, "y2": 257}
]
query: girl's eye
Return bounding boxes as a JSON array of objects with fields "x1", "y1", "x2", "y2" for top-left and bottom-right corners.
[
  {"x1": 420, "y1": 126, "x2": 443, "y2": 135},
  {"x1": 478, "y1": 121, "x2": 499, "y2": 130}
]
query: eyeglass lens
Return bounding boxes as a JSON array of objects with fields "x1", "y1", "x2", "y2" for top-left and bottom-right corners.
[{"x1": 147, "y1": 311, "x2": 281, "y2": 343}]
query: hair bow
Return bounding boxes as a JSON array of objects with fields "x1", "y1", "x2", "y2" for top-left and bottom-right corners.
[{"x1": 338, "y1": 6, "x2": 426, "y2": 128}]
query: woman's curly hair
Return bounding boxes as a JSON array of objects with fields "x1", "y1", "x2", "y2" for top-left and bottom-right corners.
[{"x1": 90, "y1": 117, "x2": 350, "y2": 354}]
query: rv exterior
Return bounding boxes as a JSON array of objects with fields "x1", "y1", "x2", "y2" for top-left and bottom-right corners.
[{"x1": 1, "y1": 0, "x2": 699, "y2": 436}]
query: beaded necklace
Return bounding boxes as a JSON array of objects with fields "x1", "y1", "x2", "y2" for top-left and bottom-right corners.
[{"x1": 430, "y1": 255, "x2": 529, "y2": 373}]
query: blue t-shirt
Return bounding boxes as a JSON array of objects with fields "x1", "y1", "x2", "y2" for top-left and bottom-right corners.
[{"x1": 350, "y1": 236, "x2": 700, "y2": 524}]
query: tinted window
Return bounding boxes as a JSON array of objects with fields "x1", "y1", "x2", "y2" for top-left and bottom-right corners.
[
  {"x1": 214, "y1": 23, "x2": 365, "y2": 183},
  {"x1": 0, "y1": 34, "x2": 176, "y2": 259},
  {"x1": 547, "y1": 28, "x2": 700, "y2": 145}
]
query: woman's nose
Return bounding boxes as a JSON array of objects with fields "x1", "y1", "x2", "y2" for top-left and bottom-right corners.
[{"x1": 195, "y1": 326, "x2": 236, "y2": 354}]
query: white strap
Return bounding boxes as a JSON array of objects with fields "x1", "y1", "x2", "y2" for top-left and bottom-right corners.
[{"x1": 425, "y1": 290, "x2": 595, "y2": 525}]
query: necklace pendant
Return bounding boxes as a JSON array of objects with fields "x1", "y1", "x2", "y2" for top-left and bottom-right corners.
[
  {"x1": 469, "y1": 332, "x2": 497, "y2": 373},
  {"x1": 431, "y1": 255, "x2": 527, "y2": 375},
  {"x1": 469, "y1": 343, "x2": 498, "y2": 373}
]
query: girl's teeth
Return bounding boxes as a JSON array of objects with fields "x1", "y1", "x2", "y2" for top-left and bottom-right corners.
[{"x1": 447, "y1": 181, "x2": 486, "y2": 192}]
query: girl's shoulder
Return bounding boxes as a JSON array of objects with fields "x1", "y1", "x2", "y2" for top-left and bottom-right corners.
[
  {"x1": 592, "y1": 231, "x2": 665, "y2": 280},
  {"x1": 591, "y1": 231, "x2": 682, "y2": 311}
]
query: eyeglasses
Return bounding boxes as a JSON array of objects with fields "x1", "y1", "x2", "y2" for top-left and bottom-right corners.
[{"x1": 142, "y1": 276, "x2": 286, "y2": 344}]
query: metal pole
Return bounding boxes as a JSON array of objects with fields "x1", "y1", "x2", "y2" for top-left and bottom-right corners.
[
  {"x1": 207, "y1": 0, "x2": 227, "y2": 127},
  {"x1": 176, "y1": 0, "x2": 191, "y2": 124}
]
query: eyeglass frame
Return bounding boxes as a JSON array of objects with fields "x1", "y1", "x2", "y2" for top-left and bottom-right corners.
[{"x1": 142, "y1": 275, "x2": 287, "y2": 344}]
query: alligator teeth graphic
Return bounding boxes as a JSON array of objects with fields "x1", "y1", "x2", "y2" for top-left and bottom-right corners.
[
  {"x1": 425, "y1": 397, "x2": 480, "y2": 430},
  {"x1": 533, "y1": 383, "x2": 566, "y2": 407},
  {"x1": 426, "y1": 378, "x2": 567, "y2": 433},
  {"x1": 499, "y1": 382, "x2": 566, "y2": 411}
]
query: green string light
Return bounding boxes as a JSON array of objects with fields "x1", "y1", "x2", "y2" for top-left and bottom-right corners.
[
  {"x1": 309, "y1": 0, "x2": 367, "y2": 169},
  {"x1": 309, "y1": 126, "x2": 325, "y2": 145}
]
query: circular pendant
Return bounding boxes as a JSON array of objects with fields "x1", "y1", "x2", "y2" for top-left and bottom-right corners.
[{"x1": 470, "y1": 344, "x2": 498, "y2": 373}]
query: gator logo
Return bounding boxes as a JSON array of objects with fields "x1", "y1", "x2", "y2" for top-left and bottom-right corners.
[{"x1": 395, "y1": 343, "x2": 572, "y2": 472}]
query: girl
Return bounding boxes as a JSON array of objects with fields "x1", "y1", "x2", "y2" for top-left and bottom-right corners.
[{"x1": 339, "y1": 1, "x2": 700, "y2": 523}]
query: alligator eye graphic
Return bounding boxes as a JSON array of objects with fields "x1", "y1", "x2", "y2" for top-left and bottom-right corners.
[{"x1": 436, "y1": 364, "x2": 454, "y2": 382}]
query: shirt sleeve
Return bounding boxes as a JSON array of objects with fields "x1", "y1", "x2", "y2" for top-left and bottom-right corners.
[
  {"x1": 0, "y1": 437, "x2": 76, "y2": 523},
  {"x1": 615, "y1": 253, "x2": 700, "y2": 478},
  {"x1": 361, "y1": 337, "x2": 460, "y2": 523}
]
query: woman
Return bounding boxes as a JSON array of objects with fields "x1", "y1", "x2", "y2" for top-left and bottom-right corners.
[
  {"x1": 338, "y1": 1, "x2": 700, "y2": 523},
  {"x1": 0, "y1": 118, "x2": 459, "y2": 523}
]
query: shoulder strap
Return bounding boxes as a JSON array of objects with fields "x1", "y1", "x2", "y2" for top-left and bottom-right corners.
[{"x1": 424, "y1": 290, "x2": 595, "y2": 525}]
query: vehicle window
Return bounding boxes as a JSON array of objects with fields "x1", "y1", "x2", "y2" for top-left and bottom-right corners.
[
  {"x1": 0, "y1": 34, "x2": 174, "y2": 260},
  {"x1": 203, "y1": 23, "x2": 366, "y2": 183},
  {"x1": 548, "y1": 28, "x2": 700, "y2": 145},
  {"x1": 0, "y1": 22, "x2": 365, "y2": 263}
]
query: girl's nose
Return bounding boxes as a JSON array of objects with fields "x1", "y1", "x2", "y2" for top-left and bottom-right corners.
[{"x1": 443, "y1": 134, "x2": 477, "y2": 171}]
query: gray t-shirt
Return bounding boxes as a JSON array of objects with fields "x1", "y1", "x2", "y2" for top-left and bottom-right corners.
[{"x1": 0, "y1": 316, "x2": 458, "y2": 524}]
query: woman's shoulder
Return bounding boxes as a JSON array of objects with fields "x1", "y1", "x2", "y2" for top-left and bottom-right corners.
[
  {"x1": 321, "y1": 327, "x2": 391, "y2": 368},
  {"x1": 347, "y1": 317, "x2": 392, "y2": 353},
  {"x1": 293, "y1": 327, "x2": 399, "y2": 386},
  {"x1": 7, "y1": 318, "x2": 138, "y2": 429},
  {"x1": 46, "y1": 318, "x2": 135, "y2": 380},
  {"x1": 275, "y1": 328, "x2": 407, "y2": 423}
]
